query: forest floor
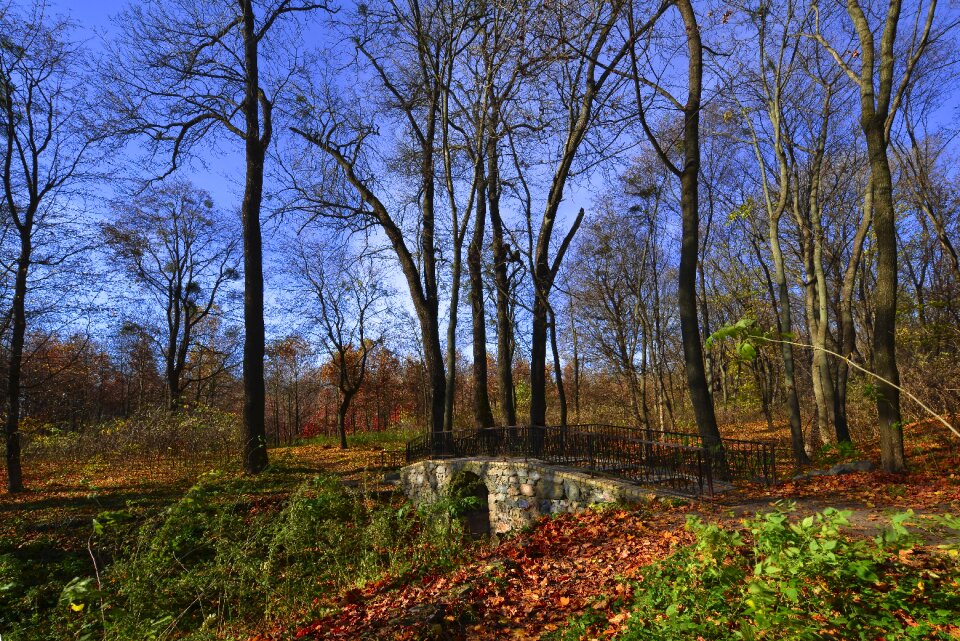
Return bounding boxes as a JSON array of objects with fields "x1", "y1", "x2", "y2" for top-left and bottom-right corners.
[
  {"x1": 262, "y1": 428, "x2": 960, "y2": 640},
  {"x1": 2, "y1": 422, "x2": 959, "y2": 640}
]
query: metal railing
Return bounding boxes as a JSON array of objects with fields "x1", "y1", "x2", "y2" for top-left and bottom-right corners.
[
  {"x1": 404, "y1": 424, "x2": 777, "y2": 498},
  {"x1": 377, "y1": 449, "x2": 407, "y2": 470},
  {"x1": 564, "y1": 424, "x2": 777, "y2": 485}
]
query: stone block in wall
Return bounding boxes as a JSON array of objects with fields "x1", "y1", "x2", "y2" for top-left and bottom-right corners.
[{"x1": 543, "y1": 480, "x2": 564, "y2": 500}]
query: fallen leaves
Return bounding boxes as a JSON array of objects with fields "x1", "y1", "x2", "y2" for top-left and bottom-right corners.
[{"x1": 273, "y1": 503, "x2": 693, "y2": 641}]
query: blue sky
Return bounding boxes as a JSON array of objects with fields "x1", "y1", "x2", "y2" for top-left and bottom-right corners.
[{"x1": 46, "y1": 0, "x2": 602, "y2": 352}]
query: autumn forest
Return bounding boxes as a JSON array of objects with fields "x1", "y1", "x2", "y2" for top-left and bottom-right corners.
[{"x1": 2, "y1": 0, "x2": 960, "y2": 638}]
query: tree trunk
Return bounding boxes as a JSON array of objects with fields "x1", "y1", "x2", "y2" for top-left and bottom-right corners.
[
  {"x1": 421, "y1": 92, "x2": 445, "y2": 436},
  {"x1": 337, "y1": 390, "x2": 355, "y2": 450},
  {"x1": 167, "y1": 367, "x2": 182, "y2": 412},
  {"x1": 811, "y1": 199, "x2": 846, "y2": 443},
  {"x1": 443, "y1": 239, "x2": 462, "y2": 432},
  {"x1": 487, "y1": 116, "x2": 516, "y2": 426},
  {"x1": 865, "y1": 117, "x2": 904, "y2": 471},
  {"x1": 469, "y1": 181, "x2": 495, "y2": 428},
  {"x1": 240, "y1": 0, "x2": 268, "y2": 474},
  {"x1": 4, "y1": 237, "x2": 29, "y2": 493},
  {"x1": 530, "y1": 292, "x2": 549, "y2": 427},
  {"x1": 772, "y1": 221, "x2": 808, "y2": 463},
  {"x1": 570, "y1": 303, "x2": 581, "y2": 424},
  {"x1": 759, "y1": 132, "x2": 809, "y2": 463},
  {"x1": 837, "y1": 183, "x2": 872, "y2": 444},
  {"x1": 549, "y1": 308, "x2": 567, "y2": 428},
  {"x1": 675, "y1": 0, "x2": 723, "y2": 450},
  {"x1": 422, "y1": 313, "x2": 447, "y2": 435},
  {"x1": 846, "y1": 0, "x2": 911, "y2": 473}
]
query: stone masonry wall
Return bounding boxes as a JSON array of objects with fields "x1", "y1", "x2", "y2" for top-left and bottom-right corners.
[{"x1": 400, "y1": 457, "x2": 659, "y2": 534}]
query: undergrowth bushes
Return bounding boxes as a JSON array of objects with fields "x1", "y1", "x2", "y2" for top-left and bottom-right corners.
[
  {"x1": 24, "y1": 405, "x2": 240, "y2": 463},
  {"x1": 7, "y1": 468, "x2": 471, "y2": 641}
]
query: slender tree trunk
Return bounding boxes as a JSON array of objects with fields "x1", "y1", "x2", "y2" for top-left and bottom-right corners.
[
  {"x1": 812, "y1": 204, "x2": 845, "y2": 442},
  {"x1": 697, "y1": 251, "x2": 714, "y2": 398},
  {"x1": 753, "y1": 120, "x2": 809, "y2": 462},
  {"x1": 469, "y1": 181, "x2": 495, "y2": 428},
  {"x1": 487, "y1": 116, "x2": 516, "y2": 426},
  {"x1": 804, "y1": 284, "x2": 831, "y2": 448},
  {"x1": 240, "y1": 0, "x2": 268, "y2": 474},
  {"x1": 772, "y1": 221, "x2": 808, "y2": 463},
  {"x1": 337, "y1": 390, "x2": 356, "y2": 450},
  {"x1": 837, "y1": 183, "x2": 872, "y2": 444},
  {"x1": 443, "y1": 242, "x2": 462, "y2": 432},
  {"x1": 754, "y1": 360, "x2": 775, "y2": 432},
  {"x1": 570, "y1": 302, "x2": 581, "y2": 424},
  {"x1": 4, "y1": 238, "x2": 29, "y2": 493},
  {"x1": 675, "y1": 0, "x2": 722, "y2": 450},
  {"x1": 640, "y1": 323, "x2": 652, "y2": 429},
  {"x1": 549, "y1": 308, "x2": 567, "y2": 428}
]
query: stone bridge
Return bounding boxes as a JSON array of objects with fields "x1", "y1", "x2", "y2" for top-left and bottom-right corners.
[{"x1": 400, "y1": 457, "x2": 660, "y2": 534}]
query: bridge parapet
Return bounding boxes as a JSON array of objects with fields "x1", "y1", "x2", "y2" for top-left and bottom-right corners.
[{"x1": 401, "y1": 457, "x2": 659, "y2": 534}]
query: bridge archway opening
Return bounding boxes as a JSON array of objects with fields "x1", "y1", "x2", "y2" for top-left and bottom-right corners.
[{"x1": 450, "y1": 470, "x2": 490, "y2": 537}]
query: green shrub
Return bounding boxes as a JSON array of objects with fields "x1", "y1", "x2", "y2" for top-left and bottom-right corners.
[
  {"x1": 560, "y1": 504, "x2": 960, "y2": 640},
  {"x1": 24, "y1": 405, "x2": 240, "y2": 463},
  {"x1": 54, "y1": 469, "x2": 472, "y2": 640}
]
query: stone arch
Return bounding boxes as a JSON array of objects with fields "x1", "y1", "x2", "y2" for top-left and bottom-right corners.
[{"x1": 450, "y1": 470, "x2": 490, "y2": 537}]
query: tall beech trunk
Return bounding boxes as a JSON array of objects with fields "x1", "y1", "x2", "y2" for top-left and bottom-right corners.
[
  {"x1": 240, "y1": 0, "x2": 268, "y2": 474},
  {"x1": 675, "y1": 0, "x2": 723, "y2": 450}
]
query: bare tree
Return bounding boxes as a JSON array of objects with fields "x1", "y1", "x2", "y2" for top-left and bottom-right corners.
[
  {"x1": 809, "y1": 0, "x2": 940, "y2": 472},
  {"x1": 727, "y1": 0, "x2": 811, "y2": 462},
  {"x1": 1, "y1": 3, "x2": 100, "y2": 493},
  {"x1": 107, "y1": 0, "x2": 328, "y2": 473},
  {"x1": 524, "y1": 0, "x2": 668, "y2": 430},
  {"x1": 103, "y1": 180, "x2": 240, "y2": 410},
  {"x1": 289, "y1": 0, "x2": 476, "y2": 436},
  {"x1": 569, "y1": 201, "x2": 654, "y2": 427},
  {"x1": 297, "y1": 244, "x2": 387, "y2": 449},
  {"x1": 630, "y1": 0, "x2": 724, "y2": 450}
]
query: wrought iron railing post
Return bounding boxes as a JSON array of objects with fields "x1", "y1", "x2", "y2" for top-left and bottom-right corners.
[
  {"x1": 698, "y1": 449, "x2": 714, "y2": 498},
  {"x1": 767, "y1": 444, "x2": 776, "y2": 485}
]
